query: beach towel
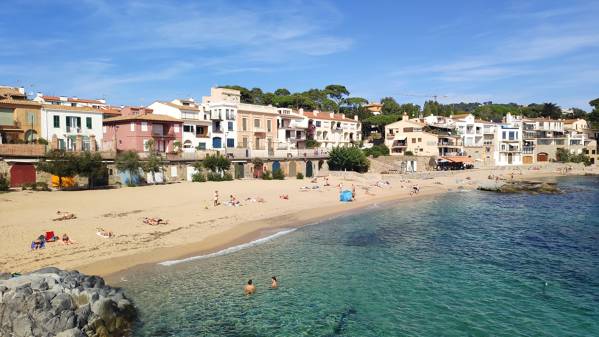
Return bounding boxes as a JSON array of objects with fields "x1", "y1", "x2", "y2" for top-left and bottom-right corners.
[
  {"x1": 339, "y1": 190, "x2": 353, "y2": 202},
  {"x1": 96, "y1": 232, "x2": 112, "y2": 239},
  {"x1": 45, "y1": 231, "x2": 57, "y2": 242}
]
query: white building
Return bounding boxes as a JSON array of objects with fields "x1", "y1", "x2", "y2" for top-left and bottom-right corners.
[
  {"x1": 148, "y1": 98, "x2": 212, "y2": 151},
  {"x1": 494, "y1": 113, "x2": 523, "y2": 165},
  {"x1": 40, "y1": 104, "x2": 103, "y2": 151},
  {"x1": 202, "y1": 88, "x2": 238, "y2": 150},
  {"x1": 277, "y1": 108, "x2": 308, "y2": 149},
  {"x1": 303, "y1": 110, "x2": 361, "y2": 148}
]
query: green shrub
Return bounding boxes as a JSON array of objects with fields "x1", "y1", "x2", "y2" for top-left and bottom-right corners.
[
  {"x1": 35, "y1": 182, "x2": 50, "y2": 191},
  {"x1": 192, "y1": 172, "x2": 206, "y2": 182},
  {"x1": 262, "y1": 170, "x2": 273, "y2": 180},
  {"x1": 363, "y1": 144, "x2": 390, "y2": 158},
  {"x1": 272, "y1": 168, "x2": 285, "y2": 180},
  {"x1": 223, "y1": 172, "x2": 234, "y2": 181},
  {"x1": 206, "y1": 172, "x2": 223, "y2": 181},
  {"x1": 556, "y1": 148, "x2": 592, "y2": 166},
  {"x1": 327, "y1": 146, "x2": 370, "y2": 173},
  {"x1": 36, "y1": 138, "x2": 49, "y2": 145},
  {"x1": 404, "y1": 151, "x2": 414, "y2": 156},
  {"x1": 0, "y1": 175, "x2": 10, "y2": 191},
  {"x1": 296, "y1": 172, "x2": 304, "y2": 179},
  {"x1": 306, "y1": 139, "x2": 320, "y2": 149}
]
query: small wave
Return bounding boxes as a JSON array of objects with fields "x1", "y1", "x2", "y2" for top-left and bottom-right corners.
[{"x1": 158, "y1": 228, "x2": 297, "y2": 266}]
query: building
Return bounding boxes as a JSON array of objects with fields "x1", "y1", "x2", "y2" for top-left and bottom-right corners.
[
  {"x1": 38, "y1": 105, "x2": 102, "y2": 152},
  {"x1": 304, "y1": 110, "x2": 361, "y2": 148},
  {"x1": 451, "y1": 113, "x2": 495, "y2": 163},
  {"x1": 236, "y1": 102, "x2": 279, "y2": 153},
  {"x1": 364, "y1": 102, "x2": 383, "y2": 115},
  {"x1": 102, "y1": 106, "x2": 182, "y2": 153},
  {"x1": 34, "y1": 94, "x2": 108, "y2": 109},
  {"x1": 385, "y1": 113, "x2": 439, "y2": 156},
  {"x1": 148, "y1": 99, "x2": 212, "y2": 151},
  {"x1": 0, "y1": 86, "x2": 42, "y2": 144},
  {"x1": 277, "y1": 108, "x2": 308, "y2": 149},
  {"x1": 521, "y1": 117, "x2": 566, "y2": 163},
  {"x1": 202, "y1": 88, "x2": 238, "y2": 150},
  {"x1": 494, "y1": 113, "x2": 523, "y2": 165}
]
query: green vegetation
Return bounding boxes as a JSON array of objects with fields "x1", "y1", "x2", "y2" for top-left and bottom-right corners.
[
  {"x1": 327, "y1": 147, "x2": 370, "y2": 173},
  {"x1": 37, "y1": 150, "x2": 79, "y2": 189},
  {"x1": 77, "y1": 151, "x2": 108, "y2": 189},
  {"x1": 363, "y1": 144, "x2": 390, "y2": 158},
  {"x1": 296, "y1": 172, "x2": 304, "y2": 179},
  {"x1": 272, "y1": 168, "x2": 285, "y2": 180},
  {"x1": 404, "y1": 151, "x2": 414, "y2": 156},
  {"x1": 21, "y1": 182, "x2": 51, "y2": 191},
  {"x1": 261, "y1": 170, "x2": 273, "y2": 180},
  {"x1": 203, "y1": 153, "x2": 231, "y2": 173},
  {"x1": 0, "y1": 174, "x2": 9, "y2": 191},
  {"x1": 116, "y1": 151, "x2": 141, "y2": 174},
  {"x1": 191, "y1": 172, "x2": 206, "y2": 182},
  {"x1": 206, "y1": 172, "x2": 233, "y2": 181},
  {"x1": 588, "y1": 98, "x2": 599, "y2": 128},
  {"x1": 306, "y1": 139, "x2": 320, "y2": 149},
  {"x1": 556, "y1": 148, "x2": 592, "y2": 166}
]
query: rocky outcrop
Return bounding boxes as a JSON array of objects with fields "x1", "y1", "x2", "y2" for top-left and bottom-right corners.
[
  {"x1": 478, "y1": 180, "x2": 561, "y2": 194},
  {"x1": 0, "y1": 268, "x2": 137, "y2": 337}
]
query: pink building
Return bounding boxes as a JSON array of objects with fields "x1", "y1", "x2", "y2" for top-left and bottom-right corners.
[{"x1": 102, "y1": 106, "x2": 183, "y2": 153}]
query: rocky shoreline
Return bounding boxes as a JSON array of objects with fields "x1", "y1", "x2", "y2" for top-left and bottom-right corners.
[
  {"x1": 477, "y1": 180, "x2": 561, "y2": 194},
  {"x1": 0, "y1": 268, "x2": 137, "y2": 337}
]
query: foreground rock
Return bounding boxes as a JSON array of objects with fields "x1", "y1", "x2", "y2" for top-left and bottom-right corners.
[
  {"x1": 478, "y1": 180, "x2": 561, "y2": 194},
  {"x1": 0, "y1": 268, "x2": 137, "y2": 337}
]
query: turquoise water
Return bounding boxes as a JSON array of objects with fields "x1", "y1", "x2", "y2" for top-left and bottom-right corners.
[{"x1": 120, "y1": 176, "x2": 599, "y2": 336}]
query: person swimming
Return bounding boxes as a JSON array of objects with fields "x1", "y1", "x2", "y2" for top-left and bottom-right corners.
[
  {"x1": 244, "y1": 279, "x2": 256, "y2": 295},
  {"x1": 271, "y1": 276, "x2": 278, "y2": 289}
]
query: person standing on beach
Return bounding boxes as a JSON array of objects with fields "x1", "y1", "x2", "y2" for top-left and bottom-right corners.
[
  {"x1": 271, "y1": 276, "x2": 278, "y2": 289},
  {"x1": 244, "y1": 279, "x2": 256, "y2": 295},
  {"x1": 351, "y1": 184, "x2": 356, "y2": 201},
  {"x1": 213, "y1": 190, "x2": 219, "y2": 207}
]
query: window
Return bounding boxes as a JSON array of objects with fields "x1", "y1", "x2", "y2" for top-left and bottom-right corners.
[
  {"x1": 228, "y1": 121, "x2": 234, "y2": 131},
  {"x1": 141, "y1": 122, "x2": 148, "y2": 132},
  {"x1": 242, "y1": 137, "x2": 248, "y2": 148},
  {"x1": 412, "y1": 138, "x2": 416, "y2": 143},
  {"x1": 183, "y1": 125, "x2": 193, "y2": 133},
  {"x1": 267, "y1": 119, "x2": 272, "y2": 132},
  {"x1": 227, "y1": 138, "x2": 235, "y2": 147},
  {"x1": 254, "y1": 119, "x2": 260, "y2": 128},
  {"x1": 53, "y1": 115, "x2": 60, "y2": 128},
  {"x1": 315, "y1": 121, "x2": 321, "y2": 127},
  {"x1": 143, "y1": 139, "x2": 149, "y2": 151},
  {"x1": 242, "y1": 118, "x2": 248, "y2": 131},
  {"x1": 197, "y1": 142, "x2": 206, "y2": 150},
  {"x1": 196, "y1": 126, "x2": 205, "y2": 136},
  {"x1": 417, "y1": 138, "x2": 422, "y2": 142},
  {"x1": 255, "y1": 137, "x2": 260, "y2": 149},
  {"x1": 130, "y1": 122, "x2": 135, "y2": 132},
  {"x1": 86, "y1": 117, "x2": 92, "y2": 129}
]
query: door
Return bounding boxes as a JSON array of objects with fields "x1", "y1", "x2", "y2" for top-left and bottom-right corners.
[
  {"x1": 306, "y1": 161, "x2": 313, "y2": 177},
  {"x1": 212, "y1": 137, "x2": 222, "y2": 149},
  {"x1": 288, "y1": 161, "x2": 296, "y2": 177},
  {"x1": 10, "y1": 163, "x2": 36, "y2": 187},
  {"x1": 253, "y1": 163, "x2": 263, "y2": 178},
  {"x1": 507, "y1": 153, "x2": 513, "y2": 164},
  {"x1": 523, "y1": 156, "x2": 533, "y2": 164},
  {"x1": 235, "y1": 163, "x2": 244, "y2": 179},
  {"x1": 272, "y1": 160, "x2": 281, "y2": 173},
  {"x1": 537, "y1": 152, "x2": 548, "y2": 162}
]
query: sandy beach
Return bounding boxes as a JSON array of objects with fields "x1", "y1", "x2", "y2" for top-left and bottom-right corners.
[{"x1": 1, "y1": 163, "x2": 596, "y2": 279}]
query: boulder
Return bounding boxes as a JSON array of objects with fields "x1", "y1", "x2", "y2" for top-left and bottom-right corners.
[{"x1": 0, "y1": 269, "x2": 137, "y2": 337}]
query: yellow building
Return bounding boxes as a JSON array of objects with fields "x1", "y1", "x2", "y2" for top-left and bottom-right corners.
[
  {"x1": 384, "y1": 113, "x2": 439, "y2": 156},
  {"x1": 0, "y1": 86, "x2": 42, "y2": 143},
  {"x1": 236, "y1": 103, "x2": 279, "y2": 151}
]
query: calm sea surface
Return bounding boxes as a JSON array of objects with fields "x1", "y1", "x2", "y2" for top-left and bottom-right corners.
[{"x1": 119, "y1": 176, "x2": 599, "y2": 337}]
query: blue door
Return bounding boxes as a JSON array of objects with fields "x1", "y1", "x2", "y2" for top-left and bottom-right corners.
[
  {"x1": 272, "y1": 160, "x2": 281, "y2": 172},
  {"x1": 212, "y1": 137, "x2": 222, "y2": 149}
]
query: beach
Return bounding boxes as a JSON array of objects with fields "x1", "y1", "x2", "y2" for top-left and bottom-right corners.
[{"x1": 1, "y1": 163, "x2": 595, "y2": 279}]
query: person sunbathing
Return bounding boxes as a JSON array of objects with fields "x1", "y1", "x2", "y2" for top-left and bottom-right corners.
[
  {"x1": 96, "y1": 227, "x2": 114, "y2": 238},
  {"x1": 53, "y1": 211, "x2": 76, "y2": 221},
  {"x1": 143, "y1": 217, "x2": 168, "y2": 225},
  {"x1": 279, "y1": 194, "x2": 289, "y2": 200},
  {"x1": 61, "y1": 233, "x2": 76, "y2": 245},
  {"x1": 31, "y1": 239, "x2": 44, "y2": 250}
]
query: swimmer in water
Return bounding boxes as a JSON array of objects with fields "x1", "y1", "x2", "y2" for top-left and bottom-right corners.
[
  {"x1": 244, "y1": 279, "x2": 256, "y2": 295},
  {"x1": 271, "y1": 276, "x2": 278, "y2": 289}
]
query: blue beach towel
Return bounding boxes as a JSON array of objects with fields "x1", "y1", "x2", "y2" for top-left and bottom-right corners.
[{"x1": 339, "y1": 190, "x2": 353, "y2": 202}]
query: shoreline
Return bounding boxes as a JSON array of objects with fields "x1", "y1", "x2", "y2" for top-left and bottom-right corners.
[
  {"x1": 2, "y1": 163, "x2": 595, "y2": 283},
  {"x1": 95, "y1": 187, "x2": 448, "y2": 284}
]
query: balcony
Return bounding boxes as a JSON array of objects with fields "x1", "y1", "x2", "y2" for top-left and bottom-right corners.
[
  {"x1": 0, "y1": 143, "x2": 46, "y2": 157},
  {"x1": 522, "y1": 146, "x2": 534, "y2": 154},
  {"x1": 66, "y1": 126, "x2": 82, "y2": 134}
]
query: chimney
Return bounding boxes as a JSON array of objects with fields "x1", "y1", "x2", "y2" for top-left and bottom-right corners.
[{"x1": 402, "y1": 112, "x2": 409, "y2": 121}]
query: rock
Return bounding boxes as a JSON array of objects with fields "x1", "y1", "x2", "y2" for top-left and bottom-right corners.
[
  {"x1": 0, "y1": 273, "x2": 11, "y2": 281},
  {"x1": 0, "y1": 269, "x2": 137, "y2": 337},
  {"x1": 478, "y1": 180, "x2": 561, "y2": 194}
]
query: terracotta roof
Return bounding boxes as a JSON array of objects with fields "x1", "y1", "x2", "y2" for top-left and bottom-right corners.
[
  {"x1": 563, "y1": 119, "x2": 586, "y2": 124},
  {"x1": 303, "y1": 111, "x2": 357, "y2": 123},
  {"x1": 0, "y1": 98, "x2": 42, "y2": 107},
  {"x1": 100, "y1": 106, "x2": 123, "y2": 116},
  {"x1": 103, "y1": 113, "x2": 183, "y2": 123},
  {"x1": 0, "y1": 87, "x2": 25, "y2": 98},
  {"x1": 41, "y1": 96, "x2": 60, "y2": 101},
  {"x1": 67, "y1": 97, "x2": 105, "y2": 104},
  {"x1": 160, "y1": 101, "x2": 203, "y2": 112},
  {"x1": 42, "y1": 104, "x2": 103, "y2": 113}
]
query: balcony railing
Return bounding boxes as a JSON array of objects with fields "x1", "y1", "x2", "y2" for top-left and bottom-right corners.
[
  {"x1": 522, "y1": 146, "x2": 534, "y2": 154},
  {"x1": 0, "y1": 144, "x2": 47, "y2": 157}
]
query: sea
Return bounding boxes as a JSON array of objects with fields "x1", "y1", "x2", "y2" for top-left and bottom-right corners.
[{"x1": 117, "y1": 176, "x2": 599, "y2": 337}]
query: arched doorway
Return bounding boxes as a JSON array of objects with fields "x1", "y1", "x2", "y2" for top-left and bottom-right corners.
[
  {"x1": 10, "y1": 163, "x2": 36, "y2": 187},
  {"x1": 306, "y1": 161, "x2": 313, "y2": 177},
  {"x1": 272, "y1": 160, "x2": 281, "y2": 172},
  {"x1": 288, "y1": 161, "x2": 296, "y2": 177},
  {"x1": 24, "y1": 130, "x2": 38, "y2": 143},
  {"x1": 537, "y1": 152, "x2": 548, "y2": 162}
]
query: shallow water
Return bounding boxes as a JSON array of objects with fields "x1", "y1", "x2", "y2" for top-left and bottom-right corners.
[{"x1": 120, "y1": 176, "x2": 599, "y2": 336}]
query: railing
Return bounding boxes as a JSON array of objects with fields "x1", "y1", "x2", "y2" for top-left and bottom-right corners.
[
  {"x1": 66, "y1": 127, "x2": 82, "y2": 134},
  {"x1": 522, "y1": 146, "x2": 534, "y2": 154},
  {"x1": 225, "y1": 147, "x2": 329, "y2": 159},
  {"x1": 0, "y1": 144, "x2": 47, "y2": 156}
]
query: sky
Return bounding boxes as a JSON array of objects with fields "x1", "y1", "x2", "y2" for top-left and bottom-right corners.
[{"x1": 1, "y1": 0, "x2": 599, "y2": 110}]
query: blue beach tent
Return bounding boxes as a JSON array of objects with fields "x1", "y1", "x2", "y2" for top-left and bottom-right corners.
[{"x1": 339, "y1": 190, "x2": 353, "y2": 202}]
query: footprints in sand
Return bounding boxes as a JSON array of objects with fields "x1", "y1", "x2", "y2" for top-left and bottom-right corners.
[{"x1": 102, "y1": 209, "x2": 144, "y2": 218}]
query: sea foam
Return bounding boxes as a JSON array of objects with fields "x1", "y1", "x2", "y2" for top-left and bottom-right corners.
[{"x1": 158, "y1": 228, "x2": 297, "y2": 266}]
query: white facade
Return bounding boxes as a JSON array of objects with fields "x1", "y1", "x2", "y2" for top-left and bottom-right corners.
[
  {"x1": 277, "y1": 108, "x2": 308, "y2": 149},
  {"x1": 494, "y1": 122, "x2": 523, "y2": 166},
  {"x1": 148, "y1": 99, "x2": 213, "y2": 151},
  {"x1": 40, "y1": 106, "x2": 103, "y2": 151},
  {"x1": 304, "y1": 110, "x2": 361, "y2": 148}
]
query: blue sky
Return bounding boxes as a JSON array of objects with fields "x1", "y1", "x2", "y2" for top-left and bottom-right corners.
[{"x1": 2, "y1": 0, "x2": 599, "y2": 110}]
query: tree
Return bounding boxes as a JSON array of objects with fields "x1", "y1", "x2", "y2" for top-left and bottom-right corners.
[
  {"x1": 381, "y1": 97, "x2": 402, "y2": 115},
  {"x1": 327, "y1": 147, "x2": 370, "y2": 173},
  {"x1": 274, "y1": 88, "x2": 290, "y2": 96},
  {"x1": 324, "y1": 84, "x2": 350, "y2": 106},
  {"x1": 203, "y1": 153, "x2": 231, "y2": 174},
  {"x1": 115, "y1": 151, "x2": 142, "y2": 183},
  {"x1": 37, "y1": 150, "x2": 78, "y2": 189},
  {"x1": 77, "y1": 151, "x2": 107, "y2": 189},
  {"x1": 143, "y1": 152, "x2": 166, "y2": 184},
  {"x1": 364, "y1": 114, "x2": 400, "y2": 135},
  {"x1": 588, "y1": 98, "x2": 599, "y2": 127}
]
